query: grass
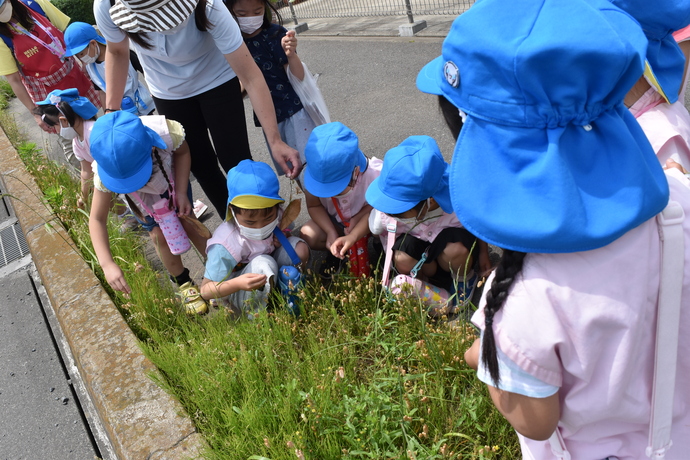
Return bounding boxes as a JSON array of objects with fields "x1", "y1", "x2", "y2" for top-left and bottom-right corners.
[{"x1": 0, "y1": 92, "x2": 520, "y2": 459}]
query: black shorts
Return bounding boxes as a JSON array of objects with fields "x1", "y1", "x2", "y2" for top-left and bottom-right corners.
[{"x1": 392, "y1": 227, "x2": 478, "y2": 285}]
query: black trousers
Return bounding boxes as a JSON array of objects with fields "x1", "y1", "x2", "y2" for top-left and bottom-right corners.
[{"x1": 153, "y1": 77, "x2": 252, "y2": 219}]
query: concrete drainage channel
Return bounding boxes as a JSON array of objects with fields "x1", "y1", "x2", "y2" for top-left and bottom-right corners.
[{"x1": 0, "y1": 128, "x2": 204, "y2": 459}]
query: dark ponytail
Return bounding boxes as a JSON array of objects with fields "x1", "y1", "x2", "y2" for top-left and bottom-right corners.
[{"x1": 481, "y1": 249, "x2": 527, "y2": 386}]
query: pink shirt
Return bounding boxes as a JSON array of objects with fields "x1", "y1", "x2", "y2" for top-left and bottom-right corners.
[
  {"x1": 320, "y1": 157, "x2": 382, "y2": 224},
  {"x1": 371, "y1": 210, "x2": 463, "y2": 247},
  {"x1": 471, "y1": 171, "x2": 690, "y2": 460},
  {"x1": 72, "y1": 120, "x2": 96, "y2": 163},
  {"x1": 206, "y1": 210, "x2": 283, "y2": 264}
]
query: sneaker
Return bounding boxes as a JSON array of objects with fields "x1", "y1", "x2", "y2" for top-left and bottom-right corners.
[
  {"x1": 177, "y1": 281, "x2": 208, "y2": 315},
  {"x1": 453, "y1": 271, "x2": 478, "y2": 307},
  {"x1": 193, "y1": 200, "x2": 208, "y2": 219}
]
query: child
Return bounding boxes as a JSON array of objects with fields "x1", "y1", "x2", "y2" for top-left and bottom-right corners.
[
  {"x1": 63, "y1": 22, "x2": 154, "y2": 116},
  {"x1": 416, "y1": 0, "x2": 690, "y2": 458},
  {"x1": 365, "y1": 136, "x2": 490, "y2": 304},
  {"x1": 89, "y1": 111, "x2": 209, "y2": 314},
  {"x1": 227, "y1": 0, "x2": 317, "y2": 172},
  {"x1": 200, "y1": 160, "x2": 309, "y2": 316},
  {"x1": 300, "y1": 122, "x2": 382, "y2": 262},
  {"x1": 34, "y1": 89, "x2": 98, "y2": 210}
]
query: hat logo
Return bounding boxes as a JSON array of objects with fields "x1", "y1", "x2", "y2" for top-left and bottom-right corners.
[{"x1": 444, "y1": 61, "x2": 460, "y2": 88}]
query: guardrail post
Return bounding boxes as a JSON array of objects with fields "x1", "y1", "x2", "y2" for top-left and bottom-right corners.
[
  {"x1": 288, "y1": 0, "x2": 299, "y2": 25},
  {"x1": 287, "y1": 0, "x2": 309, "y2": 33},
  {"x1": 403, "y1": 0, "x2": 414, "y2": 23}
]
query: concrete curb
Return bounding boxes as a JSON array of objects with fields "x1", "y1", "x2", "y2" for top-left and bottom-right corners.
[{"x1": 0, "y1": 127, "x2": 205, "y2": 457}]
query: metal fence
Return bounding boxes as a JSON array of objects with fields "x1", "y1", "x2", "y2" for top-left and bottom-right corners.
[{"x1": 275, "y1": 0, "x2": 473, "y2": 20}]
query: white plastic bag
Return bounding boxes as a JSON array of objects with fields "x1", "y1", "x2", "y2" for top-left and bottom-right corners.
[{"x1": 287, "y1": 62, "x2": 331, "y2": 126}]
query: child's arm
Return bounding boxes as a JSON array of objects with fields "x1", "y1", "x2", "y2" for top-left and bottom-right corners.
[
  {"x1": 330, "y1": 204, "x2": 372, "y2": 259},
  {"x1": 172, "y1": 141, "x2": 193, "y2": 216},
  {"x1": 78, "y1": 160, "x2": 93, "y2": 210},
  {"x1": 281, "y1": 30, "x2": 305, "y2": 81},
  {"x1": 89, "y1": 188, "x2": 131, "y2": 294},
  {"x1": 465, "y1": 338, "x2": 560, "y2": 440},
  {"x1": 305, "y1": 190, "x2": 340, "y2": 248},
  {"x1": 200, "y1": 274, "x2": 267, "y2": 300},
  {"x1": 478, "y1": 239, "x2": 492, "y2": 276}
]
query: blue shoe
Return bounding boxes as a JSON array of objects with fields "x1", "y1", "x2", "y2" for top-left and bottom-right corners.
[
  {"x1": 453, "y1": 271, "x2": 478, "y2": 307},
  {"x1": 278, "y1": 265, "x2": 302, "y2": 316}
]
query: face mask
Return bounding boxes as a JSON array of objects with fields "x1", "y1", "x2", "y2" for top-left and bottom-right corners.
[
  {"x1": 421, "y1": 200, "x2": 444, "y2": 223},
  {"x1": 79, "y1": 42, "x2": 99, "y2": 65},
  {"x1": 60, "y1": 125, "x2": 77, "y2": 140},
  {"x1": 233, "y1": 211, "x2": 279, "y2": 241},
  {"x1": 394, "y1": 216, "x2": 418, "y2": 227},
  {"x1": 159, "y1": 15, "x2": 191, "y2": 35},
  {"x1": 0, "y1": 3, "x2": 13, "y2": 23},
  {"x1": 236, "y1": 15, "x2": 264, "y2": 35}
]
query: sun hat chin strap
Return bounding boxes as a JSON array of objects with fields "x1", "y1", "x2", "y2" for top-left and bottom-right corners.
[
  {"x1": 547, "y1": 200, "x2": 684, "y2": 460},
  {"x1": 647, "y1": 200, "x2": 684, "y2": 459}
]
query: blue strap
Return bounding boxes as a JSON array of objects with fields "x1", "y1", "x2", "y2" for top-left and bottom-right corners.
[{"x1": 273, "y1": 227, "x2": 301, "y2": 266}]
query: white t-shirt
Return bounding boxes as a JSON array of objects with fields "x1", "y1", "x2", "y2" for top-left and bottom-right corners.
[{"x1": 94, "y1": 0, "x2": 243, "y2": 99}]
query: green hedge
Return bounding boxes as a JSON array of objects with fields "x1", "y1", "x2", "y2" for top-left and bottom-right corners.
[{"x1": 52, "y1": 0, "x2": 95, "y2": 27}]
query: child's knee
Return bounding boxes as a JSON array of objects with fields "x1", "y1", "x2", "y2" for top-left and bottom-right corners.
[
  {"x1": 438, "y1": 242, "x2": 471, "y2": 272},
  {"x1": 393, "y1": 250, "x2": 417, "y2": 274},
  {"x1": 295, "y1": 241, "x2": 310, "y2": 264}
]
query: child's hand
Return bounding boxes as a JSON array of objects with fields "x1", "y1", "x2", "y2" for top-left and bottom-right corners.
[
  {"x1": 664, "y1": 158, "x2": 688, "y2": 174},
  {"x1": 236, "y1": 273, "x2": 267, "y2": 291},
  {"x1": 77, "y1": 196, "x2": 86, "y2": 210},
  {"x1": 103, "y1": 262, "x2": 131, "y2": 295},
  {"x1": 464, "y1": 338, "x2": 480, "y2": 371},
  {"x1": 479, "y1": 250, "x2": 492, "y2": 277},
  {"x1": 281, "y1": 30, "x2": 298, "y2": 57},
  {"x1": 330, "y1": 235, "x2": 354, "y2": 259},
  {"x1": 176, "y1": 194, "x2": 192, "y2": 216}
]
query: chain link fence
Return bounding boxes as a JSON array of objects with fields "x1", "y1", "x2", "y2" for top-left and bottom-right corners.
[{"x1": 275, "y1": 0, "x2": 474, "y2": 20}]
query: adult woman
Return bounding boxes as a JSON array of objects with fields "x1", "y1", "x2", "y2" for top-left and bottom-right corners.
[
  {"x1": 417, "y1": 0, "x2": 690, "y2": 458},
  {"x1": 94, "y1": 0, "x2": 300, "y2": 219},
  {"x1": 0, "y1": 0, "x2": 101, "y2": 166}
]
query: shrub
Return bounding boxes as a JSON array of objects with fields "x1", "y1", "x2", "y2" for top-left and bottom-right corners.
[{"x1": 52, "y1": 0, "x2": 95, "y2": 26}]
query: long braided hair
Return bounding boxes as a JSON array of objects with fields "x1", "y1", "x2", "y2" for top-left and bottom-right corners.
[
  {"x1": 481, "y1": 249, "x2": 527, "y2": 386},
  {"x1": 124, "y1": 147, "x2": 173, "y2": 220}
]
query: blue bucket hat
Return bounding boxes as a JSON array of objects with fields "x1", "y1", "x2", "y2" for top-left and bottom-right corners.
[
  {"x1": 226, "y1": 160, "x2": 284, "y2": 212},
  {"x1": 63, "y1": 22, "x2": 106, "y2": 57},
  {"x1": 416, "y1": 0, "x2": 669, "y2": 254},
  {"x1": 90, "y1": 111, "x2": 167, "y2": 194},
  {"x1": 36, "y1": 88, "x2": 98, "y2": 120},
  {"x1": 609, "y1": 0, "x2": 690, "y2": 104},
  {"x1": 303, "y1": 122, "x2": 368, "y2": 197},
  {"x1": 365, "y1": 136, "x2": 452, "y2": 215}
]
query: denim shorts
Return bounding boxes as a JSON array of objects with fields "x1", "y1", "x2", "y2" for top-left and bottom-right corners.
[{"x1": 132, "y1": 183, "x2": 193, "y2": 232}]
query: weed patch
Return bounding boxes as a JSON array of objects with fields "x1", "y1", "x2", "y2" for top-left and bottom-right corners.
[{"x1": 3, "y1": 108, "x2": 519, "y2": 458}]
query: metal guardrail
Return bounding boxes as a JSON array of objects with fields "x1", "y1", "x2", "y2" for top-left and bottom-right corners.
[{"x1": 275, "y1": 0, "x2": 473, "y2": 20}]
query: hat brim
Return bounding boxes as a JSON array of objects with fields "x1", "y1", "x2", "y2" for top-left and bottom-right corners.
[
  {"x1": 98, "y1": 154, "x2": 153, "y2": 194},
  {"x1": 365, "y1": 176, "x2": 422, "y2": 215},
  {"x1": 110, "y1": 0, "x2": 196, "y2": 33},
  {"x1": 449, "y1": 106, "x2": 669, "y2": 253},
  {"x1": 303, "y1": 149, "x2": 368, "y2": 198},
  {"x1": 416, "y1": 55, "x2": 444, "y2": 96}
]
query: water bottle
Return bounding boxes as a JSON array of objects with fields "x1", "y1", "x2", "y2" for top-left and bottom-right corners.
[
  {"x1": 390, "y1": 274, "x2": 450, "y2": 311},
  {"x1": 353, "y1": 236, "x2": 370, "y2": 277},
  {"x1": 121, "y1": 96, "x2": 138, "y2": 115},
  {"x1": 152, "y1": 198, "x2": 191, "y2": 255},
  {"x1": 278, "y1": 265, "x2": 302, "y2": 316}
]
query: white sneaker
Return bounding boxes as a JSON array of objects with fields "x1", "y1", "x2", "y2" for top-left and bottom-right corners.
[{"x1": 193, "y1": 200, "x2": 208, "y2": 219}]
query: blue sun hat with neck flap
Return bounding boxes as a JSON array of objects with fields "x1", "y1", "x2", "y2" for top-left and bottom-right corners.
[
  {"x1": 36, "y1": 88, "x2": 98, "y2": 120},
  {"x1": 416, "y1": 0, "x2": 669, "y2": 254},
  {"x1": 365, "y1": 135, "x2": 453, "y2": 215},
  {"x1": 609, "y1": 0, "x2": 690, "y2": 104}
]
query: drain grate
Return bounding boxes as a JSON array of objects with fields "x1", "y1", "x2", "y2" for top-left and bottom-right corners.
[{"x1": 0, "y1": 222, "x2": 29, "y2": 268}]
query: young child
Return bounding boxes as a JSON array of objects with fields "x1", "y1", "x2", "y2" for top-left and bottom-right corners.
[
  {"x1": 416, "y1": 0, "x2": 690, "y2": 458},
  {"x1": 300, "y1": 122, "x2": 382, "y2": 262},
  {"x1": 63, "y1": 22, "x2": 154, "y2": 116},
  {"x1": 200, "y1": 160, "x2": 309, "y2": 316},
  {"x1": 34, "y1": 88, "x2": 99, "y2": 210},
  {"x1": 365, "y1": 136, "x2": 490, "y2": 304},
  {"x1": 227, "y1": 0, "x2": 317, "y2": 172},
  {"x1": 88, "y1": 111, "x2": 209, "y2": 314}
]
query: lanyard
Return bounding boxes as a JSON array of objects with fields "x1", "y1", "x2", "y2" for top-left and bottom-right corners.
[{"x1": 10, "y1": 19, "x2": 65, "y2": 59}]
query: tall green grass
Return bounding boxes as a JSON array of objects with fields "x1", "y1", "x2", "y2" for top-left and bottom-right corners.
[{"x1": 4, "y1": 114, "x2": 519, "y2": 459}]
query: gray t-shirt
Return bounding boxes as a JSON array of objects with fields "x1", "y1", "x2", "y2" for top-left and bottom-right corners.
[{"x1": 94, "y1": 0, "x2": 243, "y2": 100}]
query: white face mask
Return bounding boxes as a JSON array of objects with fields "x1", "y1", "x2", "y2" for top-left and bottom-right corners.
[
  {"x1": 159, "y1": 15, "x2": 191, "y2": 35},
  {"x1": 233, "y1": 211, "x2": 279, "y2": 241},
  {"x1": 79, "y1": 42, "x2": 99, "y2": 65},
  {"x1": 0, "y1": 2, "x2": 13, "y2": 23},
  {"x1": 236, "y1": 15, "x2": 264, "y2": 35},
  {"x1": 60, "y1": 125, "x2": 78, "y2": 140}
]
